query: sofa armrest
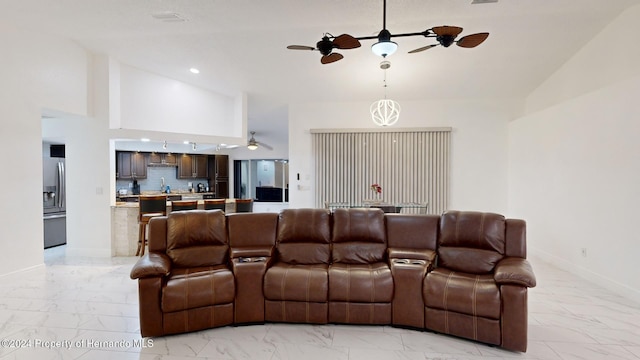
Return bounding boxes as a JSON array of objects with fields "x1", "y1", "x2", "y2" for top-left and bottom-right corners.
[
  {"x1": 388, "y1": 248, "x2": 436, "y2": 262},
  {"x1": 130, "y1": 253, "x2": 172, "y2": 279},
  {"x1": 494, "y1": 257, "x2": 536, "y2": 288}
]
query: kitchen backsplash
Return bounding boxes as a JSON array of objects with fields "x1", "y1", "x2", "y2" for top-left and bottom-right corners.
[{"x1": 116, "y1": 166, "x2": 208, "y2": 194}]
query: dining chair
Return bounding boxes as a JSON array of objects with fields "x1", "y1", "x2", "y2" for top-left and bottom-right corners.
[
  {"x1": 137, "y1": 195, "x2": 167, "y2": 256},
  {"x1": 235, "y1": 198, "x2": 254, "y2": 213},
  {"x1": 171, "y1": 200, "x2": 198, "y2": 212},
  {"x1": 204, "y1": 198, "x2": 226, "y2": 211}
]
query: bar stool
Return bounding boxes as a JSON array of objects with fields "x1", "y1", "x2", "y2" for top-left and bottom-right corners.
[
  {"x1": 171, "y1": 200, "x2": 198, "y2": 212},
  {"x1": 136, "y1": 195, "x2": 167, "y2": 256},
  {"x1": 204, "y1": 198, "x2": 226, "y2": 211},
  {"x1": 235, "y1": 198, "x2": 254, "y2": 213}
]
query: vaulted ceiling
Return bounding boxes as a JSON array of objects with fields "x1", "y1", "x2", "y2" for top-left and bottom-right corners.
[{"x1": 4, "y1": 0, "x2": 638, "y2": 146}]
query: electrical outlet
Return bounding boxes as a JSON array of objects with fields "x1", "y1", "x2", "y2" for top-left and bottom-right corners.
[{"x1": 581, "y1": 248, "x2": 587, "y2": 258}]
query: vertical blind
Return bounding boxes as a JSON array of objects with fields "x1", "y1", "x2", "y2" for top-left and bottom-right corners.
[{"x1": 311, "y1": 128, "x2": 451, "y2": 215}]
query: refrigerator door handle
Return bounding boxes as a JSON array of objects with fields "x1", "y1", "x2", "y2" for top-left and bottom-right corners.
[{"x1": 57, "y1": 162, "x2": 65, "y2": 209}]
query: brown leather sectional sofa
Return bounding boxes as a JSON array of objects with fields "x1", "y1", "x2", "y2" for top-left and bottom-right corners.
[{"x1": 130, "y1": 208, "x2": 537, "y2": 352}]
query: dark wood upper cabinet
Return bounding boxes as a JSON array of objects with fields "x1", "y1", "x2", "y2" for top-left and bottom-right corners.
[
  {"x1": 149, "y1": 152, "x2": 177, "y2": 166},
  {"x1": 116, "y1": 151, "x2": 147, "y2": 179},
  {"x1": 177, "y1": 154, "x2": 193, "y2": 178},
  {"x1": 208, "y1": 155, "x2": 229, "y2": 178},
  {"x1": 215, "y1": 155, "x2": 229, "y2": 178},
  {"x1": 177, "y1": 154, "x2": 208, "y2": 179},
  {"x1": 194, "y1": 155, "x2": 208, "y2": 178},
  {"x1": 165, "y1": 153, "x2": 177, "y2": 165}
]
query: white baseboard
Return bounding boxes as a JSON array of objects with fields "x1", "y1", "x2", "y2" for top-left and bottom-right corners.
[
  {"x1": 0, "y1": 263, "x2": 45, "y2": 278},
  {"x1": 530, "y1": 247, "x2": 640, "y2": 305}
]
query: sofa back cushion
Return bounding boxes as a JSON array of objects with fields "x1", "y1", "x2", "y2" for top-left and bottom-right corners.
[
  {"x1": 385, "y1": 214, "x2": 439, "y2": 250},
  {"x1": 166, "y1": 210, "x2": 228, "y2": 267},
  {"x1": 276, "y1": 209, "x2": 331, "y2": 264},
  {"x1": 332, "y1": 208, "x2": 386, "y2": 264},
  {"x1": 227, "y1": 212, "x2": 278, "y2": 248},
  {"x1": 438, "y1": 211, "x2": 505, "y2": 274}
]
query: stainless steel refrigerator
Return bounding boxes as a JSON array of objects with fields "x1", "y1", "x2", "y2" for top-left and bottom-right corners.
[{"x1": 43, "y1": 145, "x2": 66, "y2": 248}]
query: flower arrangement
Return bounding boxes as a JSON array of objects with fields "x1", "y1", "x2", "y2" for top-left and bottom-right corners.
[{"x1": 370, "y1": 183, "x2": 382, "y2": 194}]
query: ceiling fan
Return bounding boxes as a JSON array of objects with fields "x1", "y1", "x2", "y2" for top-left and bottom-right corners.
[
  {"x1": 247, "y1": 131, "x2": 273, "y2": 151},
  {"x1": 287, "y1": 0, "x2": 489, "y2": 64}
]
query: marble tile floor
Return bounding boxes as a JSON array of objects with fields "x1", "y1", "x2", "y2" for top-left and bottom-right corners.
[{"x1": 0, "y1": 246, "x2": 639, "y2": 360}]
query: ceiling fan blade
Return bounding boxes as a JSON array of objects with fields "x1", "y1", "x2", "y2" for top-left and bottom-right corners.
[
  {"x1": 287, "y1": 45, "x2": 315, "y2": 51},
  {"x1": 408, "y1": 44, "x2": 438, "y2": 54},
  {"x1": 321, "y1": 52, "x2": 343, "y2": 64},
  {"x1": 332, "y1": 34, "x2": 361, "y2": 49},
  {"x1": 457, "y1": 32, "x2": 489, "y2": 48},
  {"x1": 431, "y1": 26, "x2": 463, "y2": 37},
  {"x1": 258, "y1": 142, "x2": 274, "y2": 151}
]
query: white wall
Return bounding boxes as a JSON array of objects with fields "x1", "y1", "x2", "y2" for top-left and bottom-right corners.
[
  {"x1": 0, "y1": 29, "x2": 89, "y2": 275},
  {"x1": 525, "y1": 5, "x2": 640, "y2": 114},
  {"x1": 42, "y1": 114, "x2": 113, "y2": 257},
  {"x1": 509, "y1": 5, "x2": 640, "y2": 301},
  {"x1": 288, "y1": 99, "x2": 522, "y2": 212},
  {"x1": 117, "y1": 64, "x2": 240, "y2": 138}
]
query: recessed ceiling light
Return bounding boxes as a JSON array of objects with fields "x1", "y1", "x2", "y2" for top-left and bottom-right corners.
[
  {"x1": 189, "y1": 68, "x2": 200, "y2": 74},
  {"x1": 141, "y1": 138, "x2": 150, "y2": 142}
]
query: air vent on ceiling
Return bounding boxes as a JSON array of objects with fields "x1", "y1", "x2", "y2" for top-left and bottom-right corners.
[
  {"x1": 471, "y1": 0, "x2": 498, "y2": 4},
  {"x1": 152, "y1": 12, "x2": 187, "y2": 22}
]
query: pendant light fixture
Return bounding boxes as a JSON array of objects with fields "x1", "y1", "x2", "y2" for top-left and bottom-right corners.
[{"x1": 370, "y1": 60, "x2": 400, "y2": 126}]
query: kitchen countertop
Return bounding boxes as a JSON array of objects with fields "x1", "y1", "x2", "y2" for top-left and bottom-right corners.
[
  {"x1": 117, "y1": 192, "x2": 216, "y2": 197},
  {"x1": 114, "y1": 198, "x2": 234, "y2": 207}
]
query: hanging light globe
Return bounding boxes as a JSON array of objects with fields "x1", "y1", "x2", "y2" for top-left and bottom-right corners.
[{"x1": 370, "y1": 99, "x2": 400, "y2": 126}]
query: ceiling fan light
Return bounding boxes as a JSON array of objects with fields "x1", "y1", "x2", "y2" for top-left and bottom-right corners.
[
  {"x1": 371, "y1": 40, "x2": 398, "y2": 57},
  {"x1": 247, "y1": 143, "x2": 258, "y2": 150}
]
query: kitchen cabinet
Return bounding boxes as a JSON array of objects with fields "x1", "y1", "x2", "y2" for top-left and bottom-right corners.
[
  {"x1": 177, "y1": 154, "x2": 208, "y2": 179},
  {"x1": 208, "y1": 155, "x2": 229, "y2": 198},
  {"x1": 148, "y1": 152, "x2": 177, "y2": 166},
  {"x1": 116, "y1": 151, "x2": 147, "y2": 179},
  {"x1": 214, "y1": 155, "x2": 229, "y2": 178},
  {"x1": 214, "y1": 178, "x2": 229, "y2": 198}
]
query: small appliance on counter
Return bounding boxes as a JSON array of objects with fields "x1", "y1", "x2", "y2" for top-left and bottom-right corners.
[
  {"x1": 197, "y1": 183, "x2": 206, "y2": 193},
  {"x1": 132, "y1": 180, "x2": 140, "y2": 195}
]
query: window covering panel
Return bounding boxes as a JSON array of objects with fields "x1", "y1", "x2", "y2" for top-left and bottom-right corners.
[{"x1": 312, "y1": 128, "x2": 451, "y2": 214}]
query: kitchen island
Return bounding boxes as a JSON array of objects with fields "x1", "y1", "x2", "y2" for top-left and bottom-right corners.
[{"x1": 111, "y1": 198, "x2": 235, "y2": 256}]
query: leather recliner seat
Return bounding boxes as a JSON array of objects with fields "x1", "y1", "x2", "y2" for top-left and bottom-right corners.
[
  {"x1": 423, "y1": 211, "x2": 536, "y2": 351},
  {"x1": 328, "y1": 208, "x2": 394, "y2": 324},
  {"x1": 131, "y1": 210, "x2": 235, "y2": 336},
  {"x1": 263, "y1": 208, "x2": 332, "y2": 323}
]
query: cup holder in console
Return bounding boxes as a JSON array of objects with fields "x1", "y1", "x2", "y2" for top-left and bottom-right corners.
[
  {"x1": 392, "y1": 259, "x2": 410, "y2": 264},
  {"x1": 238, "y1": 257, "x2": 267, "y2": 263},
  {"x1": 392, "y1": 258, "x2": 426, "y2": 266}
]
